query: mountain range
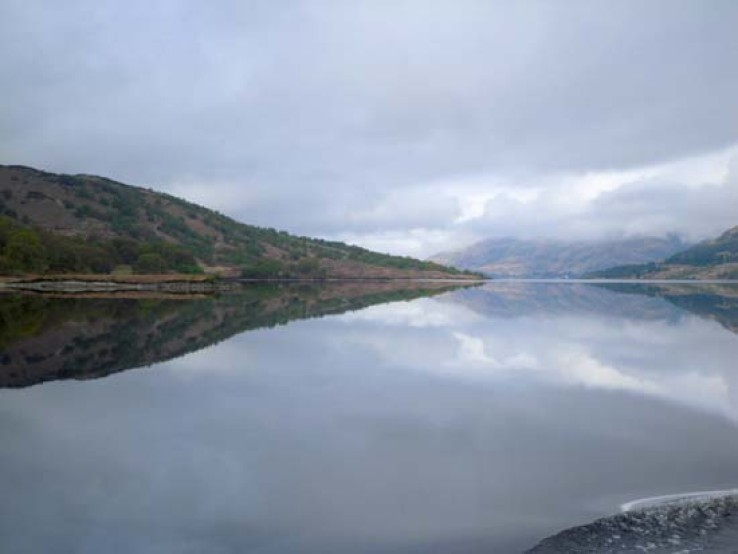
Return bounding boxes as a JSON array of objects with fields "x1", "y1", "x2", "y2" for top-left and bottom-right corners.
[
  {"x1": 430, "y1": 236, "x2": 689, "y2": 278},
  {"x1": 0, "y1": 165, "x2": 477, "y2": 280}
]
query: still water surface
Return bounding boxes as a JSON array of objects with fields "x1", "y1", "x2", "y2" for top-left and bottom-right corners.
[{"x1": 2, "y1": 281, "x2": 738, "y2": 553}]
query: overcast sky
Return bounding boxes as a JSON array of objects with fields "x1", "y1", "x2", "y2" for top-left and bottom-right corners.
[{"x1": 1, "y1": 0, "x2": 737, "y2": 256}]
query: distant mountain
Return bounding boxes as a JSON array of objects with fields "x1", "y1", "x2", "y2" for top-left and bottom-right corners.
[
  {"x1": 430, "y1": 236, "x2": 688, "y2": 278},
  {"x1": 0, "y1": 165, "x2": 478, "y2": 279},
  {"x1": 588, "y1": 226, "x2": 738, "y2": 280}
]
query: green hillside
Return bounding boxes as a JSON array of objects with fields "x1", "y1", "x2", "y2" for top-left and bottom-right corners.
[
  {"x1": 0, "y1": 165, "x2": 479, "y2": 279},
  {"x1": 665, "y1": 226, "x2": 738, "y2": 266}
]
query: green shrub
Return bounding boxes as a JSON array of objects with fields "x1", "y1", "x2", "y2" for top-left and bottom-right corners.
[
  {"x1": 134, "y1": 253, "x2": 167, "y2": 274},
  {"x1": 4, "y1": 229, "x2": 47, "y2": 272}
]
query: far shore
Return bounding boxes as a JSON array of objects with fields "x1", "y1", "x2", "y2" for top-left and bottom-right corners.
[{"x1": 0, "y1": 273, "x2": 484, "y2": 293}]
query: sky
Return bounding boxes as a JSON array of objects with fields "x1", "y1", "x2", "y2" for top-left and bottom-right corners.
[{"x1": 1, "y1": 0, "x2": 737, "y2": 257}]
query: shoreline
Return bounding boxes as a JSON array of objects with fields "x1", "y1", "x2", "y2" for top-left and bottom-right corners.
[
  {"x1": 479, "y1": 277, "x2": 738, "y2": 284},
  {"x1": 0, "y1": 274, "x2": 232, "y2": 293},
  {"x1": 0, "y1": 274, "x2": 483, "y2": 293},
  {"x1": 620, "y1": 488, "x2": 738, "y2": 512},
  {"x1": 3, "y1": 275, "x2": 737, "y2": 294}
]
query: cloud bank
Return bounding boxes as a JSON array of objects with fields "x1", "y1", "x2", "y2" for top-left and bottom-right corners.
[{"x1": 1, "y1": 0, "x2": 737, "y2": 255}]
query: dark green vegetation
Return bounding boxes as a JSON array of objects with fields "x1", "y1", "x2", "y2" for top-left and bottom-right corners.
[
  {"x1": 588, "y1": 226, "x2": 738, "y2": 280},
  {"x1": 0, "y1": 165, "x2": 479, "y2": 279},
  {"x1": 584, "y1": 262, "x2": 662, "y2": 279},
  {"x1": 0, "y1": 281, "x2": 473, "y2": 387},
  {"x1": 430, "y1": 236, "x2": 688, "y2": 278},
  {"x1": 0, "y1": 216, "x2": 200, "y2": 275}
]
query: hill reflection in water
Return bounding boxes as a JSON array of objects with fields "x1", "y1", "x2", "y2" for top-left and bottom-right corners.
[{"x1": 0, "y1": 281, "x2": 471, "y2": 388}]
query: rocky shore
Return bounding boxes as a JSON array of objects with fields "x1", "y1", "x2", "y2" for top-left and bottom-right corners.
[{"x1": 527, "y1": 493, "x2": 738, "y2": 553}]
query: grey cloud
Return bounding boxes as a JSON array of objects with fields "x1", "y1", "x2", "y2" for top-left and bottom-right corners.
[
  {"x1": 1, "y1": 0, "x2": 737, "y2": 247},
  {"x1": 586, "y1": 177, "x2": 738, "y2": 241}
]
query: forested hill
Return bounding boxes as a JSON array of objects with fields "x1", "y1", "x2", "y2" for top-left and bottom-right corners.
[
  {"x1": 0, "y1": 165, "x2": 479, "y2": 279},
  {"x1": 588, "y1": 226, "x2": 738, "y2": 280}
]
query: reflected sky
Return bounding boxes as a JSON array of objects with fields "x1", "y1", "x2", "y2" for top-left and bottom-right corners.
[{"x1": 2, "y1": 283, "x2": 738, "y2": 553}]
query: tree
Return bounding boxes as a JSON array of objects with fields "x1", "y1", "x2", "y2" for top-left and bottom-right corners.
[
  {"x1": 0, "y1": 216, "x2": 16, "y2": 247},
  {"x1": 295, "y1": 256, "x2": 324, "y2": 277},
  {"x1": 109, "y1": 238, "x2": 140, "y2": 265},
  {"x1": 4, "y1": 229, "x2": 47, "y2": 273},
  {"x1": 134, "y1": 253, "x2": 167, "y2": 274},
  {"x1": 241, "y1": 259, "x2": 285, "y2": 278}
]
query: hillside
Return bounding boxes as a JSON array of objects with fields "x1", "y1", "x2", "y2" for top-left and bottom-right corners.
[
  {"x1": 0, "y1": 165, "x2": 479, "y2": 279},
  {"x1": 588, "y1": 226, "x2": 738, "y2": 280},
  {"x1": 430, "y1": 236, "x2": 688, "y2": 278}
]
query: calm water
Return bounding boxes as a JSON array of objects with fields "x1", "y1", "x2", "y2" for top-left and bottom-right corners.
[{"x1": 2, "y1": 281, "x2": 738, "y2": 553}]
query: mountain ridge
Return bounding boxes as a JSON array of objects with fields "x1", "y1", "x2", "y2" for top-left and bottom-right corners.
[{"x1": 430, "y1": 235, "x2": 689, "y2": 278}]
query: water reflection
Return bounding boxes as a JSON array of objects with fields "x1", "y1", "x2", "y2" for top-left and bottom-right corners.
[
  {"x1": 434, "y1": 283, "x2": 738, "y2": 422},
  {"x1": 1, "y1": 282, "x2": 738, "y2": 553},
  {"x1": 0, "y1": 281, "x2": 467, "y2": 388}
]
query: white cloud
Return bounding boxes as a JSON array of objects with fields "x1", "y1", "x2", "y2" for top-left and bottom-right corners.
[{"x1": 330, "y1": 289, "x2": 738, "y2": 421}]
